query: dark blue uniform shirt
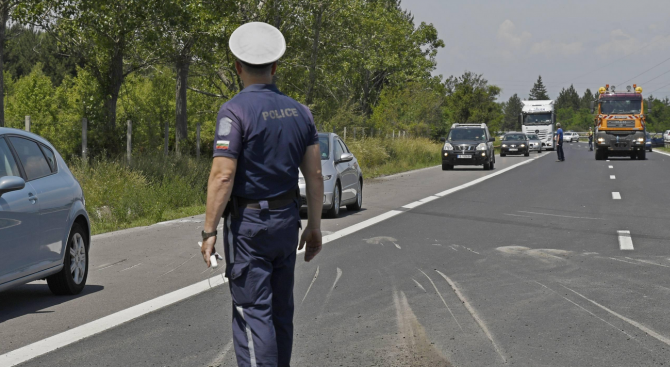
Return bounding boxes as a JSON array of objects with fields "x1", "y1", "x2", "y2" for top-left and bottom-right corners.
[{"x1": 213, "y1": 84, "x2": 318, "y2": 200}]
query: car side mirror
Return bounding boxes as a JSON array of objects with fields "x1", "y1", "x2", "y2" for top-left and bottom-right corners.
[
  {"x1": 338, "y1": 153, "x2": 354, "y2": 163},
  {"x1": 0, "y1": 176, "x2": 26, "y2": 197},
  {"x1": 489, "y1": 137, "x2": 495, "y2": 142},
  {"x1": 439, "y1": 137, "x2": 446, "y2": 142}
]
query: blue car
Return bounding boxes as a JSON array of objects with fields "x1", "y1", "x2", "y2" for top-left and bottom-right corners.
[{"x1": 0, "y1": 128, "x2": 90, "y2": 295}]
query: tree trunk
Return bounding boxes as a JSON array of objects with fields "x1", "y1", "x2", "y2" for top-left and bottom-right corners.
[
  {"x1": 305, "y1": 3, "x2": 324, "y2": 106},
  {"x1": 0, "y1": 4, "x2": 9, "y2": 128},
  {"x1": 175, "y1": 54, "x2": 191, "y2": 153},
  {"x1": 100, "y1": 39, "x2": 125, "y2": 154}
]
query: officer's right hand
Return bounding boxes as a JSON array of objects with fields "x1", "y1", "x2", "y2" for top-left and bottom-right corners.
[{"x1": 299, "y1": 228, "x2": 322, "y2": 262}]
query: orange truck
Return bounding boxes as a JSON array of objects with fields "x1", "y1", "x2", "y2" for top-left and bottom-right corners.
[{"x1": 592, "y1": 84, "x2": 650, "y2": 160}]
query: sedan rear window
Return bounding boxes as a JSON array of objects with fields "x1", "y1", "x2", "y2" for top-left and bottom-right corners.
[
  {"x1": 9, "y1": 137, "x2": 53, "y2": 181},
  {"x1": 0, "y1": 138, "x2": 21, "y2": 178}
]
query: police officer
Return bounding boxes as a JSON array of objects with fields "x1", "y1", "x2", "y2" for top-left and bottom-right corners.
[
  {"x1": 555, "y1": 122, "x2": 564, "y2": 162},
  {"x1": 588, "y1": 127, "x2": 594, "y2": 151},
  {"x1": 200, "y1": 22, "x2": 324, "y2": 367}
]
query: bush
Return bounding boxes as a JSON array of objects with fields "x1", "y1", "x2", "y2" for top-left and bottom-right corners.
[
  {"x1": 346, "y1": 137, "x2": 442, "y2": 178},
  {"x1": 69, "y1": 154, "x2": 210, "y2": 234}
]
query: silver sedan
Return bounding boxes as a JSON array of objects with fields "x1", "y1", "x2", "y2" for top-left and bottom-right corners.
[
  {"x1": 526, "y1": 133, "x2": 543, "y2": 153},
  {"x1": 299, "y1": 133, "x2": 363, "y2": 217}
]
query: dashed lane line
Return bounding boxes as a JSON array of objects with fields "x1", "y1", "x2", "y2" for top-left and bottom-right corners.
[
  {"x1": 1, "y1": 154, "x2": 546, "y2": 367},
  {"x1": 608, "y1": 165, "x2": 614, "y2": 169},
  {"x1": 610, "y1": 175, "x2": 616, "y2": 179},
  {"x1": 612, "y1": 192, "x2": 622, "y2": 200},
  {"x1": 618, "y1": 230, "x2": 634, "y2": 250}
]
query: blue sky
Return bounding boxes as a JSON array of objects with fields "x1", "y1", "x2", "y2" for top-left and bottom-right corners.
[{"x1": 403, "y1": 0, "x2": 670, "y2": 101}]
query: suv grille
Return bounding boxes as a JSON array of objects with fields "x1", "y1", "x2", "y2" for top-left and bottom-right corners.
[{"x1": 455, "y1": 145, "x2": 475, "y2": 151}]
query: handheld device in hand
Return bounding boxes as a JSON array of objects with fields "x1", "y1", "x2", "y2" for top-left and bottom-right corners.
[{"x1": 198, "y1": 241, "x2": 223, "y2": 269}]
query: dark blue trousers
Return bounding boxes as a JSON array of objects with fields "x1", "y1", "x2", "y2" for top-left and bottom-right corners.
[
  {"x1": 557, "y1": 143, "x2": 565, "y2": 161},
  {"x1": 223, "y1": 203, "x2": 301, "y2": 367}
]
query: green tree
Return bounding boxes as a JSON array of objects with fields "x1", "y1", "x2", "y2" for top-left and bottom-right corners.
[
  {"x1": 529, "y1": 75, "x2": 549, "y2": 100},
  {"x1": 0, "y1": 0, "x2": 20, "y2": 127},
  {"x1": 444, "y1": 71, "x2": 503, "y2": 132},
  {"x1": 580, "y1": 88, "x2": 596, "y2": 110},
  {"x1": 556, "y1": 84, "x2": 580, "y2": 111},
  {"x1": 503, "y1": 93, "x2": 522, "y2": 131}
]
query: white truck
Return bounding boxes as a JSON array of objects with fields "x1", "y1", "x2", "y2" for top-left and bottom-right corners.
[{"x1": 520, "y1": 100, "x2": 556, "y2": 151}]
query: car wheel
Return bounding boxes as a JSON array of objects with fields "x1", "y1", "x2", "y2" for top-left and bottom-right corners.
[
  {"x1": 489, "y1": 159, "x2": 495, "y2": 170},
  {"x1": 346, "y1": 180, "x2": 363, "y2": 211},
  {"x1": 638, "y1": 150, "x2": 646, "y2": 160},
  {"x1": 483, "y1": 160, "x2": 491, "y2": 170},
  {"x1": 500, "y1": 152, "x2": 506, "y2": 157},
  {"x1": 524, "y1": 151, "x2": 530, "y2": 157},
  {"x1": 442, "y1": 163, "x2": 453, "y2": 170},
  {"x1": 47, "y1": 223, "x2": 88, "y2": 295},
  {"x1": 325, "y1": 182, "x2": 341, "y2": 218}
]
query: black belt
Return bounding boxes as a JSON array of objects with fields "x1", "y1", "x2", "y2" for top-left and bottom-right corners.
[{"x1": 236, "y1": 189, "x2": 298, "y2": 210}]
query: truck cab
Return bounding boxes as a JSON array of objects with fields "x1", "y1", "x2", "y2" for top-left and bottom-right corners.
[
  {"x1": 520, "y1": 100, "x2": 556, "y2": 151},
  {"x1": 592, "y1": 85, "x2": 648, "y2": 160}
]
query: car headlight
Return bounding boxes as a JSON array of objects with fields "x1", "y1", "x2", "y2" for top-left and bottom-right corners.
[
  {"x1": 520, "y1": 144, "x2": 526, "y2": 148},
  {"x1": 323, "y1": 175, "x2": 332, "y2": 181},
  {"x1": 502, "y1": 144, "x2": 508, "y2": 148},
  {"x1": 476, "y1": 143, "x2": 487, "y2": 151},
  {"x1": 597, "y1": 137, "x2": 605, "y2": 143},
  {"x1": 443, "y1": 142, "x2": 454, "y2": 150},
  {"x1": 637, "y1": 138, "x2": 645, "y2": 143}
]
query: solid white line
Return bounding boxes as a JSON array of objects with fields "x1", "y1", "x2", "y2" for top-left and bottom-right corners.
[
  {"x1": 610, "y1": 175, "x2": 616, "y2": 180},
  {"x1": 618, "y1": 230, "x2": 634, "y2": 251},
  {"x1": 608, "y1": 165, "x2": 613, "y2": 169},
  {"x1": 402, "y1": 201, "x2": 424, "y2": 209},
  {"x1": 2, "y1": 153, "x2": 541, "y2": 366},
  {"x1": 419, "y1": 195, "x2": 440, "y2": 203},
  {"x1": 654, "y1": 150, "x2": 670, "y2": 158},
  {"x1": 0, "y1": 274, "x2": 228, "y2": 367},
  {"x1": 612, "y1": 192, "x2": 622, "y2": 200}
]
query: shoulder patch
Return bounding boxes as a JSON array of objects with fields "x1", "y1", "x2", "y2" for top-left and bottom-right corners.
[{"x1": 218, "y1": 117, "x2": 233, "y2": 136}]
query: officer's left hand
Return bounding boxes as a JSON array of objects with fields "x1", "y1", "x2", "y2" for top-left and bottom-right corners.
[{"x1": 201, "y1": 236, "x2": 217, "y2": 267}]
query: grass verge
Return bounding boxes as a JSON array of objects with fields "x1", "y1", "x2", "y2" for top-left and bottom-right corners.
[{"x1": 345, "y1": 137, "x2": 443, "y2": 177}]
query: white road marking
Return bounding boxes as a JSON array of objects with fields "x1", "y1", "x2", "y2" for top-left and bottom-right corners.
[
  {"x1": 331, "y1": 268, "x2": 343, "y2": 291},
  {"x1": 610, "y1": 175, "x2": 616, "y2": 179},
  {"x1": 464, "y1": 247, "x2": 480, "y2": 255},
  {"x1": 0, "y1": 274, "x2": 228, "y2": 367},
  {"x1": 625, "y1": 257, "x2": 670, "y2": 268},
  {"x1": 517, "y1": 211, "x2": 601, "y2": 220},
  {"x1": 503, "y1": 213, "x2": 531, "y2": 218},
  {"x1": 402, "y1": 201, "x2": 424, "y2": 209},
  {"x1": 561, "y1": 284, "x2": 670, "y2": 348},
  {"x1": 654, "y1": 150, "x2": 670, "y2": 158},
  {"x1": 2, "y1": 154, "x2": 540, "y2": 365},
  {"x1": 612, "y1": 192, "x2": 622, "y2": 200},
  {"x1": 393, "y1": 242, "x2": 401, "y2": 249},
  {"x1": 437, "y1": 271, "x2": 506, "y2": 363},
  {"x1": 617, "y1": 230, "x2": 634, "y2": 250},
  {"x1": 606, "y1": 160, "x2": 610, "y2": 162},
  {"x1": 608, "y1": 165, "x2": 613, "y2": 169},
  {"x1": 418, "y1": 269, "x2": 463, "y2": 331},
  {"x1": 301, "y1": 266, "x2": 320, "y2": 305},
  {"x1": 419, "y1": 195, "x2": 440, "y2": 203}
]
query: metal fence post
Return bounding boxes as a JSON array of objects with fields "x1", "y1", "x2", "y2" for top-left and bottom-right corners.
[
  {"x1": 127, "y1": 119, "x2": 132, "y2": 164},
  {"x1": 82, "y1": 118, "x2": 88, "y2": 161},
  {"x1": 25, "y1": 116, "x2": 30, "y2": 132},
  {"x1": 196, "y1": 122, "x2": 201, "y2": 159}
]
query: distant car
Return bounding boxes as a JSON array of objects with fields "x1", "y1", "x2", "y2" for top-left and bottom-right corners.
[
  {"x1": 299, "y1": 133, "x2": 362, "y2": 218},
  {"x1": 440, "y1": 123, "x2": 496, "y2": 171},
  {"x1": 0, "y1": 128, "x2": 91, "y2": 295},
  {"x1": 563, "y1": 132, "x2": 580, "y2": 143},
  {"x1": 500, "y1": 132, "x2": 530, "y2": 157},
  {"x1": 525, "y1": 133, "x2": 543, "y2": 153},
  {"x1": 647, "y1": 133, "x2": 664, "y2": 151}
]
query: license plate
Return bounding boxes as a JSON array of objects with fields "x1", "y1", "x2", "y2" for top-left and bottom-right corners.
[
  {"x1": 509, "y1": 148, "x2": 518, "y2": 151},
  {"x1": 457, "y1": 155, "x2": 472, "y2": 159}
]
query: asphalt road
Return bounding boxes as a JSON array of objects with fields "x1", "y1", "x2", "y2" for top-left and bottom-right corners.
[{"x1": 4, "y1": 143, "x2": 670, "y2": 366}]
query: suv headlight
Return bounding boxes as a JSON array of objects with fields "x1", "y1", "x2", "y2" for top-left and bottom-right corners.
[
  {"x1": 637, "y1": 137, "x2": 644, "y2": 143},
  {"x1": 597, "y1": 137, "x2": 605, "y2": 143},
  {"x1": 520, "y1": 144, "x2": 526, "y2": 148},
  {"x1": 502, "y1": 144, "x2": 507, "y2": 148},
  {"x1": 443, "y1": 142, "x2": 454, "y2": 150},
  {"x1": 476, "y1": 143, "x2": 487, "y2": 151}
]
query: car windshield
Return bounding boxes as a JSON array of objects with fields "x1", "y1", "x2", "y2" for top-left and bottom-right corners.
[
  {"x1": 527, "y1": 134, "x2": 539, "y2": 139},
  {"x1": 448, "y1": 128, "x2": 486, "y2": 141},
  {"x1": 319, "y1": 135, "x2": 329, "y2": 160},
  {"x1": 524, "y1": 113, "x2": 552, "y2": 125},
  {"x1": 600, "y1": 100, "x2": 641, "y2": 114},
  {"x1": 503, "y1": 134, "x2": 526, "y2": 141}
]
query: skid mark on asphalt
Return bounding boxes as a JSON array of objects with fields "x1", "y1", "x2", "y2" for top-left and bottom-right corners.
[
  {"x1": 120, "y1": 263, "x2": 142, "y2": 272},
  {"x1": 207, "y1": 338, "x2": 234, "y2": 367},
  {"x1": 364, "y1": 236, "x2": 397, "y2": 247},
  {"x1": 533, "y1": 281, "x2": 637, "y2": 340},
  {"x1": 496, "y1": 246, "x2": 570, "y2": 263},
  {"x1": 436, "y1": 271, "x2": 507, "y2": 364},
  {"x1": 517, "y1": 210, "x2": 602, "y2": 220},
  {"x1": 560, "y1": 284, "x2": 670, "y2": 348},
  {"x1": 418, "y1": 269, "x2": 463, "y2": 331},
  {"x1": 301, "y1": 266, "x2": 320, "y2": 305},
  {"x1": 503, "y1": 213, "x2": 531, "y2": 218},
  {"x1": 411, "y1": 278, "x2": 426, "y2": 292},
  {"x1": 96, "y1": 259, "x2": 128, "y2": 271},
  {"x1": 160, "y1": 253, "x2": 197, "y2": 276},
  {"x1": 391, "y1": 289, "x2": 453, "y2": 367},
  {"x1": 625, "y1": 257, "x2": 670, "y2": 268}
]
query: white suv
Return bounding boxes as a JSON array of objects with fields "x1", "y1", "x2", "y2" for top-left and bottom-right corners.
[
  {"x1": 664, "y1": 130, "x2": 670, "y2": 146},
  {"x1": 563, "y1": 132, "x2": 580, "y2": 143}
]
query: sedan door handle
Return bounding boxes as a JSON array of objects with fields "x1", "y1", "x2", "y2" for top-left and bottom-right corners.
[{"x1": 28, "y1": 193, "x2": 38, "y2": 204}]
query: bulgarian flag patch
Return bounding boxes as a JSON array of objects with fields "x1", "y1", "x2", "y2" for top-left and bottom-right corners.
[{"x1": 216, "y1": 140, "x2": 229, "y2": 150}]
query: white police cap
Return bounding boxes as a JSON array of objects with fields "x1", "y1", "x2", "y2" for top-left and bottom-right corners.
[{"x1": 229, "y1": 22, "x2": 286, "y2": 65}]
